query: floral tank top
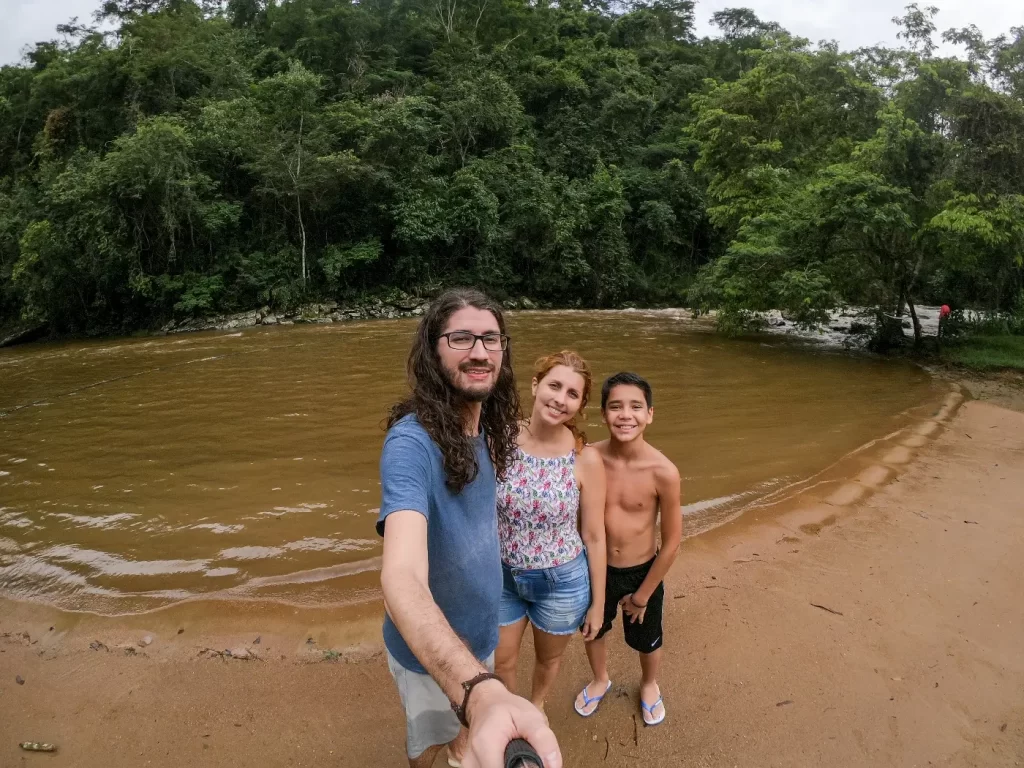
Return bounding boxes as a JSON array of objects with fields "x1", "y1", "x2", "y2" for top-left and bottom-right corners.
[{"x1": 497, "y1": 447, "x2": 583, "y2": 570}]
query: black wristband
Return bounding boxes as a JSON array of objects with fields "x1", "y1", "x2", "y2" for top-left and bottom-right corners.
[
  {"x1": 630, "y1": 595, "x2": 647, "y2": 608},
  {"x1": 451, "y1": 672, "x2": 504, "y2": 728}
]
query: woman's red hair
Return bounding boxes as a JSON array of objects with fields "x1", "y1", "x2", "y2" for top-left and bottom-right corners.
[{"x1": 532, "y1": 350, "x2": 593, "y2": 451}]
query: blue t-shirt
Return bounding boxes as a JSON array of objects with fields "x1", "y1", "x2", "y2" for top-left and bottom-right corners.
[{"x1": 376, "y1": 414, "x2": 501, "y2": 673}]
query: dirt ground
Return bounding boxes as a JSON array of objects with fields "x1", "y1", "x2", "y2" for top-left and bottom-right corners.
[{"x1": 2, "y1": 379, "x2": 1023, "y2": 767}]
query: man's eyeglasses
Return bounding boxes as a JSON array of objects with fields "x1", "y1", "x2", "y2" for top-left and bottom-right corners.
[{"x1": 440, "y1": 332, "x2": 510, "y2": 351}]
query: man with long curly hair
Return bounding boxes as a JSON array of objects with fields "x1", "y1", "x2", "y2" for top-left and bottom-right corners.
[{"x1": 377, "y1": 288, "x2": 561, "y2": 768}]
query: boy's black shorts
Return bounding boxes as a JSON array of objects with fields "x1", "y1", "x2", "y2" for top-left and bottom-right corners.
[{"x1": 594, "y1": 556, "x2": 664, "y2": 653}]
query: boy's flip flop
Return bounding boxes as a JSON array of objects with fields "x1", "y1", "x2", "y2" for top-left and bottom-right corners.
[
  {"x1": 574, "y1": 680, "x2": 612, "y2": 717},
  {"x1": 447, "y1": 751, "x2": 462, "y2": 767},
  {"x1": 641, "y1": 695, "x2": 666, "y2": 726}
]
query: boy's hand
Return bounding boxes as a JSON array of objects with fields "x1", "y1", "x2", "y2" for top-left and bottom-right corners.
[{"x1": 619, "y1": 593, "x2": 647, "y2": 624}]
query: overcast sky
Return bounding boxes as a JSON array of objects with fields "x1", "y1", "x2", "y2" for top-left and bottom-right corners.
[{"x1": 2, "y1": 0, "x2": 1021, "y2": 66}]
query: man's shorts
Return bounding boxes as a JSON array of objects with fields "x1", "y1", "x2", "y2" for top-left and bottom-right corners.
[
  {"x1": 594, "y1": 555, "x2": 665, "y2": 653},
  {"x1": 386, "y1": 649, "x2": 495, "y2": 759}
]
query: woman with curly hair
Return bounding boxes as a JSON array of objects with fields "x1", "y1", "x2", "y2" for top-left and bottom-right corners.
[
  {"x1": 377, "y1": 289, "x2": 561, "y2": 768},
  {"x1": 493, "y1": 350, "x2": 607, "y2": 716}
]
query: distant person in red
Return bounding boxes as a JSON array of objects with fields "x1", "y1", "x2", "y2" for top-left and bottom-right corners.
[{"x1": 938, "y1": 305, "x2": 951, "y2": 346}]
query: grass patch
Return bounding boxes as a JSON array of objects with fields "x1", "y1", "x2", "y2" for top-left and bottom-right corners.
[{"x1": 942, "y1": 335, "x2": 1024, "y2": 371}]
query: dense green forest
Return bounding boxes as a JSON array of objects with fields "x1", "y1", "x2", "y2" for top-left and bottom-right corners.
[{"x1": 0, "y1": 0, "x2": 1022, "y2": 340}]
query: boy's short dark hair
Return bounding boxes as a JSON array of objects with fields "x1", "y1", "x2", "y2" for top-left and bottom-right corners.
[{"x1": 601, "y1": 372, "x2": 653, "y2": 410}]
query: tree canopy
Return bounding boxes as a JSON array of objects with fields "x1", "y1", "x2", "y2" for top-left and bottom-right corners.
[{"x1": 1, "y1": 1, "x2": 1021, "y2": 338}]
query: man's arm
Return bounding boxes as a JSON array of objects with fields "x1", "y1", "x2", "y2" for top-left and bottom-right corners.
[
  {"x1": 631, "y1": 460, "x2": 682, "y2": 606},
  {"x1": 381, "y1": 510, "x2": 562, "y2": 768},
  {"x1": 381, "y1": 510, "x2": 490, "y2": 699}
]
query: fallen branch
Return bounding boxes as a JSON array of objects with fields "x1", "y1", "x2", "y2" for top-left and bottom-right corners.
[
  {"x1": 810, "y1": 602, "x2": 844, "y2": 616},
  {"x1": 198, "y1": 647, "x2": 259, "y2": 661}
]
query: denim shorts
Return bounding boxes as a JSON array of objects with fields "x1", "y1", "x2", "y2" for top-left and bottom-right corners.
[{"x1": 499, "y1": 551, "x2": 591, "y2": 635}]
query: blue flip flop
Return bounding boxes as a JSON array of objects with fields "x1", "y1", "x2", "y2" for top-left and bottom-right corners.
[
  {"x1": 574, "y1": 680, "x2": 612, "y2": 717},
  {"x1": 641, "y1": 695, "x2": 665, "y2": 726}
]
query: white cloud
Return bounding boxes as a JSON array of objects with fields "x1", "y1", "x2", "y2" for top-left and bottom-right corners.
[
  {"x1": 694, "y1": 0, "x2": 1022, "y2": 55},
  {"x1": 1, "y1": 0, "x2": 1020, "y2": 66},
  {"x1": 2, "y1": 0, "x2": 104, "y2": 65}
]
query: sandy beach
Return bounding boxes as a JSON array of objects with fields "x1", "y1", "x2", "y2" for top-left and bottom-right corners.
[{"x1": 2, "y1": 377, "x2": 1023, "y2": 767}]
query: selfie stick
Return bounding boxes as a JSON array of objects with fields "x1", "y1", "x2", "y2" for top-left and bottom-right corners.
[{"x1": 504, "y1": 738, "x2": 544, "y2": 768}]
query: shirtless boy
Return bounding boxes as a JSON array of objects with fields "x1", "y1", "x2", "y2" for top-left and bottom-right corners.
[{"x1": 573, "y1": 372, "x2": 682, "y2": 727}]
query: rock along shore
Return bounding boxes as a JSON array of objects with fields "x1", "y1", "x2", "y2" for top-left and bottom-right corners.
[{"x1": 157, "y1": 294, "x2": 546, "y2": 336}]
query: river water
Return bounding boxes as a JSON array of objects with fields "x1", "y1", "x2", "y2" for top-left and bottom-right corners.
[{"x1": 0, "y1": 310, "x2": 940, "y2": 614}]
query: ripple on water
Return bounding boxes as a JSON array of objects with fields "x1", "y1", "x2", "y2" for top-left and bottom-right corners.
[
  {"x1": 282, "y1": 537, "x2": 378, "y2": 553},
  {"x1": 50, "y1": 512, "x2": 138, "y2": 529},
  {"x1": 44, "y1": 545, "x2": 211, "y2": 576},
  {"x1": 257, "y1": 502, "x2": 329, "y2": 517},
  {"x1": 190, "y1": 522, "x2": 245, "y2": 534},
  {"x1": 205, "y1": 567, "x2": 240, "y2": 578},
  {"x1": 218, "y1": 545, "x2": 286, "y2": 561},
  {"x1": 0, "y1": 558, "x2": 92, "y2": 590},
  {"x1": 0, "y1": 512, "x2": 35, "y2": 529}
]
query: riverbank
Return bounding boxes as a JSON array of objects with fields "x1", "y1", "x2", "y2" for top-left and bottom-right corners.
[
  {"x1": 941, "y1": 335, "x2": 1024, "y2": 372},
  {"x1": 157, "y1": 302, "x2": 952, "y2": 349},
  {"x1": 0, "y1": 298, "x2": 944, "y2": 349},
  {"x1": 2, "y1": 378, "x2": 1022, "y2": 766},
  {"x1": 0, "y1": 292, "x2": 536, "y2": 348}
]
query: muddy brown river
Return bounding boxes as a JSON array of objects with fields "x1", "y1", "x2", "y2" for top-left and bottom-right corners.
[{"x1": 0, "y1": 311, "x2": 941, "y2": 614}]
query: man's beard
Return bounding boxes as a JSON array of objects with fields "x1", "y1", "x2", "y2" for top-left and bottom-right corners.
[{"x1": 445, "y1": 362, "x2": 497, "y2": 403}]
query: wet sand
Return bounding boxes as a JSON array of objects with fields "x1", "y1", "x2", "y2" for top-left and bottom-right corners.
[{"x1": 2, "y1": 381, "x2": 1023, "y2": 767}]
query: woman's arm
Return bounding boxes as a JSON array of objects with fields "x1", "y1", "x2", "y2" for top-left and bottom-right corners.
[{"x1": 576, "y1": 446, "x2": 607, "y2": 641}]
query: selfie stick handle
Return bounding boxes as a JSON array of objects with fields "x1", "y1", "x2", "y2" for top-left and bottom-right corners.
[{"x1": 504, "y1": 738, "x2": 543, "y2": 768}]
